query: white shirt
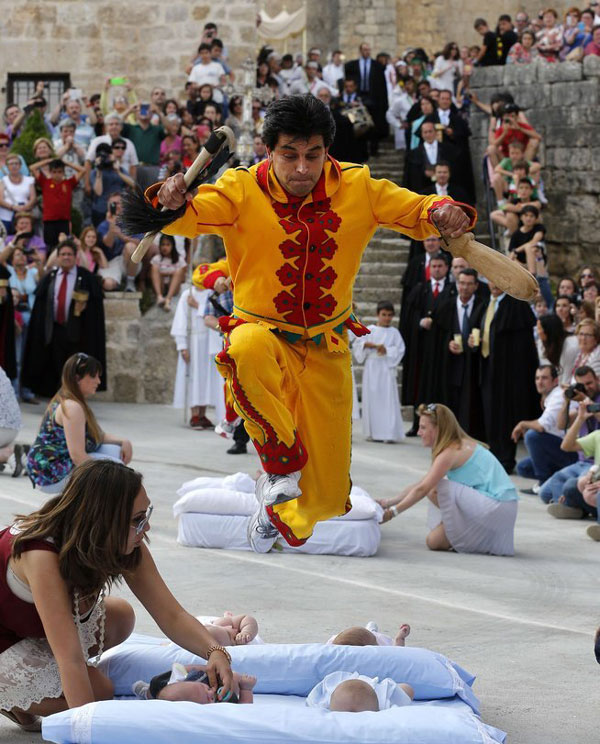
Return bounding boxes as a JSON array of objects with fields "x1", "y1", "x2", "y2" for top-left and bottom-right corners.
[
  {"x1": 438, "y1": 108, "x2": 451, "y2": 126},
  {"x1": 435, "y1": 182, "x2": 449, "y2": 196},
  {"x1": 0, "y1": 175, "x2": 34, "y2": 222},
  {"x1": 86, "y1": 135, "x2": 139, "y2": 173},
  {"x1": 423, "y1": 140, "x2": 438, "y2": 164},
  {"x1": 188, "y1": 61, "x2": 226, "y2": 88},
  {"x1": 456, "y1": 295, "x2": 475, "y2": 328},
  {"x1": 53, "y1": 266, "x2": 77, "y2": 320},
  {"x1": 538, "y1": 384, "x2": 566, "y2": 439},
  {"x1": 322, "y1": 62, "x2": 344, "y2": 88},
  {"x1": 307, "y1": 672, "x2": 411, "y2": 711}
]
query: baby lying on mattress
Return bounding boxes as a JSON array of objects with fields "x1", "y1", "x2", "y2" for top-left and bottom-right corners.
[
  {"x1": 205, "y1": 611, "x2": 259, "y2": 646},
  {"x1": 328, "y1": 621, "x2": 411, "y2": 647},
  {"x1": 307, "y1": 672, "x2": 414, "y2": 712},
  {"x1": 133, "y1": 663, "x2": 256, "y2": 705}
]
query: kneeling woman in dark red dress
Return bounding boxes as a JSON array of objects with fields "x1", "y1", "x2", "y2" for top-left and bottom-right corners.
[{"x1": 0, "y1": 460, "x2": 234, "y2": 731}]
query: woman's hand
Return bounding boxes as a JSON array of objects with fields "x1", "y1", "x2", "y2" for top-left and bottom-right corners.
[
  {"x1": 120, "y1": 439, "x2": 133, "y2": 464},
  {"x1": 206, "y1": 650, "x2": 237, "y2": 699},
  {"x1": 380, "y1": 507, "x2": 396, "y2": 523}
]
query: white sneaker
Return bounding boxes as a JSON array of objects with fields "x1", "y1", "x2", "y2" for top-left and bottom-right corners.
[
  {"x1": 215, "y1": 417, "x2": 241, "y2": 439},
  {"x1": 247, "y1": 499, "x2": 280, "y2": 553},
  {"x1": 366, "y1": 621, "x2": 379, "y2": 633},
  {"x1": 255, "y1": 471, "x2": 302, "y2": 507}
]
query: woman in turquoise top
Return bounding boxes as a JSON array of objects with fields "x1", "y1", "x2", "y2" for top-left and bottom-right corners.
[
  {"x1": 27, "y1": 354, "x2": 132, "y2": 493},
  {"x1": 379, "y1": 403, "x2": 518, "y2": 555}
]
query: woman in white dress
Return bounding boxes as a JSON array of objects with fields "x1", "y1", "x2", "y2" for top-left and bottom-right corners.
[
  {"x1": 430, "y1": 42, "x2": 462, "y2": 91},
  {"x1": 378, "y1": 404, "x2": 518, "y2": 555}
]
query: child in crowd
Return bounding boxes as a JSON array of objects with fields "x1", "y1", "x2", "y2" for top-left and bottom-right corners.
[
  {"x1": 150, "y1": 233, "x2": 187, "y2": 310},
  {"x1": 306, "y1": 672, "x2": 413, "y2": 712},
  {"x1": 29, "y1": 158, "x2": 85, "y2": 249},
  {"x1": 134, "y1": 662, "x2": 256, "y2": 704},
  {"x1": 328, "y1": 621, "x2": 411, "y2": 647},
  {"x1": 492, "y1": 141, "x2": 541, "y2": 203},
  {"x1": 490, "y1": 178, "x2": 542, "y2": 236},
  {"x1": 352, "y1": 300, "x2": 405, "y2": 443},
  {"x1": 170, "y1": 283, "x2": 224, "y2": 429}
]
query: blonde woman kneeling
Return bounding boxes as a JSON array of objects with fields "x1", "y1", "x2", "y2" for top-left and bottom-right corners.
[{"x1": 379, "y1": 404, "x2": 518, "y2": 556}]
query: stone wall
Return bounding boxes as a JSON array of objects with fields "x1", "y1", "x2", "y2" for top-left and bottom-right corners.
[
  {"x1": 0, "y1": 0, "x2": 256, "y2": 105},
  {"x1": 97, "y1": 293, "x2": 176, "y2": 404},
  {"x1": 469, "y1": 56, "x2": 600, "y2": 277}
]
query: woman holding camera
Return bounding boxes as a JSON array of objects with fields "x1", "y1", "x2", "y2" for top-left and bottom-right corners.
[
  {"x1": 89, "y1": 141, "x2": 135, "y2": 227},
  {"x1": 378, "y1": 404, "x2": 518, "y2": 556},
  {"x1": 0, "y1": 458, "x2": 234, "y2": 732}
]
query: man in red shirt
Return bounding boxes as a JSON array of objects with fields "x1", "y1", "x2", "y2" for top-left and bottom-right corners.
[
  {"x1": 492, "y1": 103, "x2": 541, "y2": 161},
  {"x1": 30, "y1": 158, "x2": 85, "y2": 249}
]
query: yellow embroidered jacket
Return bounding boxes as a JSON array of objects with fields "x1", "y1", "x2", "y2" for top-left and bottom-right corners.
[{"x1": 162, "y1": 157, "x2": 476, "y2": 343}]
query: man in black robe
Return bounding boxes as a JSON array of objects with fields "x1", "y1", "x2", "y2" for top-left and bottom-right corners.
[
  {"x1": 400, "y1": 236, "x2": 451, "y2": 318},
  {"x1": 436, "y1": 90, "x2": 476, "y2": 204},
  {"x1": 401, "y1": 252, "x2": 452, "y2": 435},
  {"x1": 435, "y1": 268, "x2": 486, "y2": 439},
  {"x1": 478, "y1": 283, "x2": 540, "y2": 472},
  {"x1": 22, "y1": 239, "x2": 106, "y2": 397},
  {"x1": 344, "y1": 42, "x2": 388, "y2": 157},
  {"x1": 0, "y1": 264, "x2": 17, "y2": 380}
]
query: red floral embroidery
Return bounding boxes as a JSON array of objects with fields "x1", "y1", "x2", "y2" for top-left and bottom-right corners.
[{"x1": 271, "y1": 196, "x2": 342, "y2": 328}]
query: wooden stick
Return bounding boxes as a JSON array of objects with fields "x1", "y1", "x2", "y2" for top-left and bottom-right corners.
[
  {"x1": 131, "y1": 126, "x2": 236, "y2": 264},
  {"x1": 441, "y1": 231, "x2": 539, "y2": 302}
]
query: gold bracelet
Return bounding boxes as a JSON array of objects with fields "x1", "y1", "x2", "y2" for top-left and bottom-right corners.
[{"x1": 206, "y1": 644, "x2": 232, "y2": 664}]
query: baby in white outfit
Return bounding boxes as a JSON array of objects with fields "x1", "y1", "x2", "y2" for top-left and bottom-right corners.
[
  {"x1": 327, "y1": 621, "x2": 410, "y2": 647},
  {"x1": 307, "y1": 671, "x2": 414, "y2": 712}
]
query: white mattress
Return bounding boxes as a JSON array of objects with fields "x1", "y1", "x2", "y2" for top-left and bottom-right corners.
[{"x1": 173, "y1": 476, "x2": 383, "y2": 556}]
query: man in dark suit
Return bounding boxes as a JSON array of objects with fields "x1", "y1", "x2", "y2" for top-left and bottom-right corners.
[
  {"x1": 22, "y1": 239, "x2": 106, "y2": 398},
  {"x1": 406, "y1": 120, "x2": 457, "y2": 193},
  {"x1": 401, "y1": 252, "x2": 452, "y2": 434},
  {"x1": 344, "y1": 42, "x2": 388, "y2": 157},
  {"x1": 435, "y1": 268, "x2": 486, "y2": 438},
  {"x1": 436, "y1": 90, "x2": 475, "y2": 203},
  {"x1": 424, "y1": 162, "x2": 471, "y2": 204}
]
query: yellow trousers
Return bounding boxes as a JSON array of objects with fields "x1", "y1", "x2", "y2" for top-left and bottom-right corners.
[{"x1": 215, "y1": 323, "x2": 353, "y2": 545}]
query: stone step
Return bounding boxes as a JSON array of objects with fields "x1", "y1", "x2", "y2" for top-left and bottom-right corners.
[
  {"x1": 353, "y1": 287, "x2": 403, "y2": 302},
  {"x1": 354, "y1": 273, "x2": 402, "y2": 289},
  {"x1": 361, "y1": 248, "x2": 406, "y2": 262},
  {"x1": 357, "y1": 261, "x2": 406, "y2": 274}
]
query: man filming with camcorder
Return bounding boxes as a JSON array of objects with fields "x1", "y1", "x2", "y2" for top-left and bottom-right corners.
[
  {"x1": 89, "y1": 141, "x2": 135, "y2": 227},
  {"x1": 540, "y1": 365, "x2": 600, "y2": 510}
]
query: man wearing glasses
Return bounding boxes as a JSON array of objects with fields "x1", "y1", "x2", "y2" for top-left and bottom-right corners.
[{"x1": 85, "y1": 113, "x2": 139, "y2": 181}]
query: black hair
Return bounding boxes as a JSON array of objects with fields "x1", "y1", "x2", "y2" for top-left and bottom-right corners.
[
  {"x1": 198, "y1": 43, "x2": 212, "y2": 53},
  {"x1": 430, "y1": 251, "x2": 449, "y2": 265},
  {"x1": 111, "y1": 138, "x2": 127, "y2": 148},
  {"x1": 474, "y1": 17, "x2": 488, "y2": 28},
  {"x1": 458, "y1": 267, "x2": 478, "y2": 280},
  {"x1": 204, "y1": 22, "x2": 217, "y2": 30},
  {"x1": 159, "y1": 233, "x2": 178, "y2": 264},
  {"x1": 96, "y1": 143, "x2": 112, "y2": 155},
  {"x1": 261, "y1": 94, "x2": 336, "y2": 150},
  {"x1": 504, "y1": 102, "x2": 521, "y2": 114},
  {"x1": 575, "y1": 365, "x2": 597, "y2": 379},
  {"x1": 211, "y1": 38, "x2": 223, "y2": 49},
  {"x1": 518, "y1": 178, "x2": 534, "y2": 188},
  {"x1": 376, "y1": 300, "x2": 395, "y2": 314},
  {"x1": 435, "y1": 160, "x2": 451, "y2": 170},
  {"x1": 498, "y1": 14, "x2": 512, "y2": 22},
  {"x1": 282, "y1": 53, "x2": 293, "y2": 63},
  {"x1": 537, "y1": 363, "x2": 558, "y2": 379},
  {"x1": 57, "y1": 238, "x2": 77, "y2": 255},
  {"x1": 520, "y1": 204, "x2": 539, "y2": 217},
  {"x1": 49, "y1": 158, "x2": 65, "y2": 170}
]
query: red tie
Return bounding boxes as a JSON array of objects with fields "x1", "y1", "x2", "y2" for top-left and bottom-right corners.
[
  {"x1": 56, "y1": 270, "x2": 68, "y2": 324},
  {"x1": 433, "y1": 281, "x2": 440, "y2": 298},
  {"x1": 425, "y1": 262, "x2": 431, "y2": 281}
]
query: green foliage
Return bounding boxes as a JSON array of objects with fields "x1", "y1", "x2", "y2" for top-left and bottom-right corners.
[{"x1": 9, "y1": 110, "x2": 53, "y2": 165}]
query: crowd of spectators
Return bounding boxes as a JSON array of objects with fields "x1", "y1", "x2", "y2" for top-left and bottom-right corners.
[{"x1": 1, "y1": 11, "x2": 600, "y2": 527}]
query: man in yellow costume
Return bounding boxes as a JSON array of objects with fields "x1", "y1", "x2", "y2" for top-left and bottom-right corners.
[{"x1": 154, "y1": 95, "x2": 475, "y2": 552}]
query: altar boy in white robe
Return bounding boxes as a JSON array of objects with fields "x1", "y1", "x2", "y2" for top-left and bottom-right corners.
[
  {"x1": 170, "y1": 286, "x2": 225, "y2": 428},
  {"x1": 353, "y1": 300, "x2": 406, "y2": 442}
]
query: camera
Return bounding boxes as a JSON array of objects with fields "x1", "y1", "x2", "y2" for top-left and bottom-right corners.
[
  {"x1": 109, "y1": 202, "x2": 118, "y2": 216},
  {"x1": 95, "y1": 144, "x2": 114, "y2": 170},
  {"x1": 587, "y1": 404, "x2": 600, "y2": 413},
  {"x1": 565, "y1": 383, "x2": 586, "y2": 399}
]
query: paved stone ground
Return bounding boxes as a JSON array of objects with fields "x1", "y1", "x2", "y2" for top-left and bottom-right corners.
[{"x1": 1, "y1": 401, "x2": 598, "y2": 743}]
